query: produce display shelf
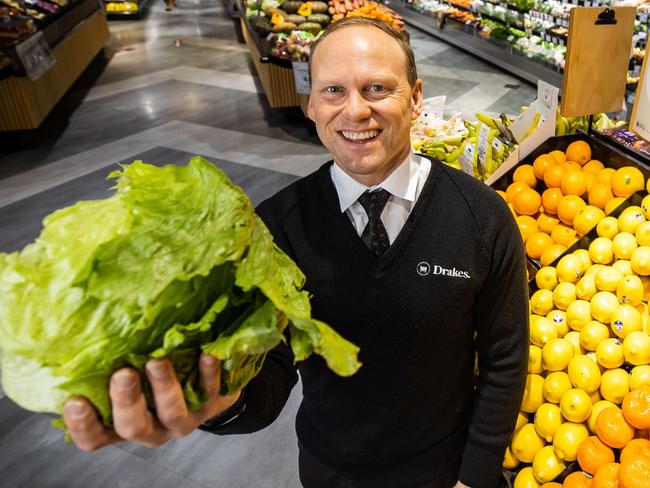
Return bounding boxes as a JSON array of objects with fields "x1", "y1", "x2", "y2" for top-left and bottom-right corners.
[
  {"x1": 393, "y1": 1, "x2": 564, "y2": 89},
  {"x1": 105, "y1": 0, "x2": 152, "y2": 19}
]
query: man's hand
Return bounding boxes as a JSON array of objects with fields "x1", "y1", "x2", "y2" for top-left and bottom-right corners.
[
  {"x1": 453, "y1": 482, "x2": 470, "y2": 488},
  {"x1": 63, "y1": 354, "x2": 240, "y2": 451}
]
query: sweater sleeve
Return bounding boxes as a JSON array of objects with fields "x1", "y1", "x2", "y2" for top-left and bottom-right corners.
[
  {"x1": 458, "y1": 203, "x2": 529, "y2": 488},
  {"x1": 204, "y1": 199, "x2": 300, "y2": 435}
]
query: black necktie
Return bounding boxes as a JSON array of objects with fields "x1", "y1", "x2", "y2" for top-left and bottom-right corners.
[{"x1": 358, "y1": 189, "x2": 391, "y2": 256}]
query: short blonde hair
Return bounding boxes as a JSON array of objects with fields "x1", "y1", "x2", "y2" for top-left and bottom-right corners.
[{"x1": 308, "y1": 17, "x2": 418, "y2": 87}]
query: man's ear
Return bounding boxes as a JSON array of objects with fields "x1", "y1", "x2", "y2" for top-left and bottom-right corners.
[
  {"x1": 411, "y1": 79, "x2": 424, "y2": 121},
  {"x1": 307, "y1": 96, "x2": 315, "y2": 122}
]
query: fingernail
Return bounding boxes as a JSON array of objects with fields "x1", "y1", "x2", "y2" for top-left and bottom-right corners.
[
  {"x1": 113, "y1": 370, "x2": 135, "y2": 391},
  {"x1": 201, "y1": 354, "x2": 217, "y2": 367},
  {"x1": 147, "y1": 360, "x2": 168, "y2": 380},
  {"x1": 65, "y1": 401, "x2": 87, "y2": 418}
]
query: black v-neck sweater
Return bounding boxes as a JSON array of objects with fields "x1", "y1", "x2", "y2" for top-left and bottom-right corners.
[{"x1": 216, "y1": 159, "x2": 529, "y2": 488}]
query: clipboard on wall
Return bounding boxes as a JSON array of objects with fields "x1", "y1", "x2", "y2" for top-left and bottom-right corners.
[
  {"x1": 561, "y1": 6, "x2": 636, "y2": 118},
  {"x1": 630, "y1": 48, "x2": 650, "y2": 142}
]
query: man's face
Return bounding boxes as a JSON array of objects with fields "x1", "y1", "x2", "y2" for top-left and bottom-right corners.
[{"x1": 307, "y1": 26, "x2": 423, "y2": 186}]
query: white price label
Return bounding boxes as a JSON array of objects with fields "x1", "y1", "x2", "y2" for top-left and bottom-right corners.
[
  {"x1": 291, "y1": 61, "x2": 310, "y2": 94},
  {"x1": 640, "y1": 13, "x2": 648, "y2": 23},
  {"x1": 458, "y1": 142, "x2": 476, "y2": 176},
  {"x1": 477, "y1": 123, "x2": 491, "y2": 166},
  {"x1": 584, "y1": 0, "x2": 591, "y2": 6},
  {"x1": 15, "y1": 31, "x2": 55, "y2": 81}
]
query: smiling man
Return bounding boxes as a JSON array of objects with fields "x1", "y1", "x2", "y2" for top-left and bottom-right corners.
[{"x1": 62, "y1": 17, "x2": 528, "y2": 488}]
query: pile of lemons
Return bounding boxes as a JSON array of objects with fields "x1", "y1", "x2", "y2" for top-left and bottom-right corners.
[{"x1": 511, "y1": 195, "x2": 650, "y2": 488}]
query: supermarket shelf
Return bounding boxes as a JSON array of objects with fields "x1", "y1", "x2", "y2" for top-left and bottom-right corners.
[
  {"x1": 394, "y1": 2, "x2": 564, "y2": 90},
  {"x1": 105, "y1": 0, "x2": 152, "y2": 19}
]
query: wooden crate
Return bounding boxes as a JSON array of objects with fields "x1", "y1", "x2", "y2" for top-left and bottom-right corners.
[{"x1": 0, "y1": 9, "x2": 110, "y2": 131}]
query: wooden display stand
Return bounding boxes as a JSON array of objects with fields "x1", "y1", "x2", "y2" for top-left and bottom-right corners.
[
  {"x1": 0, "y1": 9, "x2": 110, "y2": 131},
  {"x1": 240, "y1": 18, "x2": 304, "y2": 109}
]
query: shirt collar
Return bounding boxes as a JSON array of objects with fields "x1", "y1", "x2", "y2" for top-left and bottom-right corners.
[{"x1": 330, "y1": 151, "x2": 420, "y2": 213}]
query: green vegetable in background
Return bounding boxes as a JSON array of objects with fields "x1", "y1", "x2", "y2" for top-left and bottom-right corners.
[{"x1": 0, "y1": 157, "x2": 361, "y2": 427}]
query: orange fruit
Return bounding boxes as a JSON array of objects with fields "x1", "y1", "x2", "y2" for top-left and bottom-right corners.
[
  {"x1": 584, "y1": 160, "x2": 606, "y2": 175},
  {"x1": 543, "y1": 188, "x2": 565, "y2": 215},
  {"x1": 611, "y1": 167, "x2": 645, "y2": 198},
  {"x1": 552, "y1": 224, "x2": 579, "y2": 248},
  {"x1": 622, "y1": 386, "x2": 650, "y2": 429},
  {"x1": 563, "y1": 470, "x2": 593, "y2": 487},
  {"x1": 596, "y1": 407, "x2": 636, "y2": 449},
  {"x1": 606, "y1": 198, "x2": 627, "y2": 216},
  {"x1": 514, "y1": 164, "x2": 539, "y2": 188},
  {"x1": 558, "y1": 195, "x2": 587, "y2": 226},
  {"x1": 549, "y1": 149, "x2": 568, "y2": 165},
  {"x1": 541, "y1": 244, "x2": 567, "y2": 267},
  {"x1": 534, "y1": 154, "x2": 558, "y2": 180},
  {"x1": 518, "y1": 215, "x2": 540, "y2": 243},
  {"x1": 566, "y1": 140, "x2": 592, "y2": 165},
  {"x1": 562, "y1": 170, "x2": 589, "y2": 197},
  {"x1": 589, "y1": 183, "x2": 615, "y2": 210},
  {"x1": 527, "y1": 231, "x2": 554, "y2": 260},
  {"x1": 599, "y1": 168, "x2": 617, "y2": 186},
  {"x1": 496, "y1": 189, "x2": 507, "y2": 201},
  {"x1": 592, "y1": 462, "x2": 620, "y2": 488},
  {"x1": 546, "y1": 164, "x2": 568, "y2": 189},
  {"x1": 618, "y1": 454, "x2": 650, "y2": 488},
  {"x1": 506, "y1": 181, "x2": 531, "y2": 203},
  {"x1": 577, "y1": 436, "x2": 616, "y2": 474},
  {"x1": 539, "y1": 211, "x2": 561, "y2": 234},
  {"x1": 620, "y1": 438, "x2": 650, "y2": 464},
  {"x1": 515, "y1": 188, "x2": 543, "y2": 216},
  {"x1": 585, "y1": 173, "x2": 598, "y2": 193},
  {"x1": 541, "y1": 484, "x2": 563, "y2": 488},
  {"x1": 565, "y1": 161, "x2": 584, "y2": 172}
]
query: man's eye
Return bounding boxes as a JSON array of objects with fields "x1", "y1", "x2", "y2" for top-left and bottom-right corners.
[
  {"x1": 369, "y1": 85, "x2": 385, "y2": 92},
  {"x1": 325, "y1": 87, "x2": 341, "y2": 94}
]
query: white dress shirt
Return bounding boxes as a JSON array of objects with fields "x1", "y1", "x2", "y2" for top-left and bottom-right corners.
[{"x1": 329, "y1": 151, "x2": 432, "y2": 244}]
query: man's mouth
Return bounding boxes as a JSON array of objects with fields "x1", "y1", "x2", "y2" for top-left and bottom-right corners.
[{"x1": 338, "y1": 129, "x2": 382, "y2": 143}]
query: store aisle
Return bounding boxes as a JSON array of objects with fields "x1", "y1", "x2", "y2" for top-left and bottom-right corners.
[{"x1": 0, "y1": 1, "x2": 535, "y2": 486}]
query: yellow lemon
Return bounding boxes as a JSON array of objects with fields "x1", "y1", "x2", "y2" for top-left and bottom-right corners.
[
  {"x1": 590, "y1": 389, "x2": 602, "y2": 403},
  {"x1": 631, "y1": 246, "x2": 650, "y2": 276},
  {"x1": 566, "y1": 300, "x2": 593, "y2": 332},
  {"x1": 528, "y1": 345, "x2": 543, "y2": 374},
  {"x1": 532, "y1": 445, "x2": 566, "y2": 483},
  {"x1": 556, "y1": 254, "x2": 584, "y2": 283},
  {"x1": 623, "y1": 331, "x2": 650, "y2": 366},
  {"x1": 597, "y1": 216, "x2": 619, "y2": 239},
  {"x1": 503, "y1": 445, "x2": 520, "y2": 470},
  {"x1": 589, "y1": 237, "x2": 614, "y2": 264},
  {"x1": 580, "y1": 320, "x2": 610, "y2": 351},
  {"x1": 553, "y1": 282, "x2": 577, "y2": 311},
  {"x1": 595, "y1": 266, "x2": 623, "y2": 293},
  {"x1": 531, "y1": 288, "x2": 555, "y2": 315},
  {"x1": 573, "y1": 249, "x2": 592, "y2": 274},
  {"x1": 560, "y1": 388, "x2": 592, "y2": 422},
  {"x1": 606, "y1": 197, "x2": 626, "y2": 215},
  {"x1": 590, "y1": 291, "x2": 620, "y2": 324},
  {"x1": 612, "y1": 259, "x2": 634, "y2": 277},
  {"x1": 629, "y1": 365, "x2": 650, "y2": 390},
  {"x1": 521, "y1": 374, "x2": 545, "y2": 413},
  {"x1": 534, "y1": 403, "x2": 564, "y2": 442},
  {"x1": 585, "y1": 264, "x2": 606, "y2": 278},
  {"x1": 600, "y1": 368, "x2": 630, "y2": 404},
  {"x1": 553, "y1": 422, "x2": 589, "y2": 461},
  {"x1": 568, "y1": 355, "x2": 602, "y2": 393},
  {"x1": 595, "y1": 338, "x2": 624, "y2": 369},
  {"x1": 542, "y1": 338, "x2": 575, "y2": 371},
  {"x1": 612, "y1": 232, "x2": 639, "y2": 260},
  {"x1": 564, "y1": 331, "x2": 587, "y2": 356},
  {"x1": 547, "y1": 310, "x2": 569, "y2": 337},
  {"x1": 617, "y1": 274, "x2": 644, "y2": 306},
  {"x1": 513, "y1": 467, "x2": 541, "y2": 488},
  {"x1": 588, "y1": 399, "x2": 618, "y2": 433},
  {"x1": 511, "y1": 423, "x2": 546, "y2": 463},
  {"x1": 574, "y1": 205, "x2": 605, "y2": 236},
  {"x1": 536, "y1": 266, "x2": 558, "y2": 291},
  {"x1": 544, "y1": 371, "x2": 573, "y2": 404},
  {"x1": 618, "y1": 205, "x2": 646, "y2": 233},
  {"x1": 576, "y1": 274, "x2": 597, "y2": 301},
  {"x1": 636, "y1": 220, "x2": 650, "y2": 247},
  {"x1": 515, "y1": 411, "x2": 530, "y2": 431},
  {"x1": 642, "y1": 194, "x2": 650, "y2": 218},
  {"x1": 611, "y1": 303, "x2": 642, "y2": 338},
  {"x1": 530, "y1": 317, "x2": 558, "y2": 347}
]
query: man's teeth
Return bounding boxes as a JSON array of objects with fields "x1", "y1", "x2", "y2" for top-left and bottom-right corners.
[{"x1": 341, "y1": 130, "x2": 380, "y2": 141}]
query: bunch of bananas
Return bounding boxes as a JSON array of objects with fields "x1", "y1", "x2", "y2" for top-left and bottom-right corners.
[{"x1": 553, "y1": 110, "x2": 627, "y2": 136}]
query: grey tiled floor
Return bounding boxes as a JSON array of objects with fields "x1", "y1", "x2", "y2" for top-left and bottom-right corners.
[{"x1": 0, "y1": 0, "x2": 537, "y2": 486}]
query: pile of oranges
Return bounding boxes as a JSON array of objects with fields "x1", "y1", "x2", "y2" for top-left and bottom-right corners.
[{"x1": 498, "y1": 140, "x2": 647, "y2": 265}]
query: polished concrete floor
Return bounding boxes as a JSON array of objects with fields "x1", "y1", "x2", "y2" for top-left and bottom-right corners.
[{"x1": 0, "y1": 2, "x2": 536, "y2": 486}]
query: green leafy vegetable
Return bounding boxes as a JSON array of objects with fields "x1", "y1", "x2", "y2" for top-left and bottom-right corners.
[{"x1": 0, "y1": 156, "x2": 361, "y2": 425}]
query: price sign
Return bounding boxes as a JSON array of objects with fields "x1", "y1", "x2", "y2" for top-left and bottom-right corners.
[
  {"x1": 640, "y1": 13, "x2": 648, "y2": 23},
  {"x1": 458, "y1": 141, "x2": 476, "y2": 177},
  {"x1": 291, "y1": 61, "x2": 310, "y2": 94},
  {"x1": 15, "y1": 31, "x2": 55, "y2": 81}
]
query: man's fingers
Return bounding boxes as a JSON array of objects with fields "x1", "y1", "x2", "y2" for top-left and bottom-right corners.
[
  {"x1": 145, "y1": 359, "x2": 191, "y2": 436},
  {"x1": 64, "y1": 397, "x2": 122, "y2": 452},
  {"x1": 110, "y1": 368, "x2": 168, "y2": 446},
  {"x1": 198, "y1": 353, "x2": 221, "y2": 398}
]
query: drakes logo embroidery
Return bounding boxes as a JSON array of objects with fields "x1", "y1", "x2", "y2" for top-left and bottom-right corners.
[{"x1": 417, "y1": 262, "x2": 471, "y2": 279}]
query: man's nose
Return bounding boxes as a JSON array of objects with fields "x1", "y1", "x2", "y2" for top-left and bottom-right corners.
[{"x1": 343, "y1": 91, "x2": 371, "y2": 121}]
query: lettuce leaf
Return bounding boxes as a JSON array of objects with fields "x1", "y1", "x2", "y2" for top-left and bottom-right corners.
[{"x1": 0, "y1": 156, "x2": 361, "y2": 424}]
